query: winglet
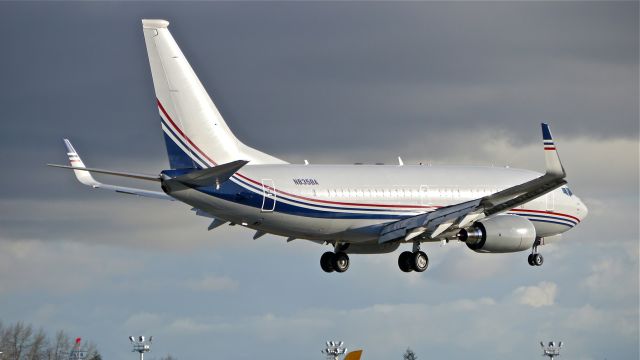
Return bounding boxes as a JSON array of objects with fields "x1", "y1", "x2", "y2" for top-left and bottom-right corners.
[
  {"x1": 62, "y1": 139, "x2": 100, "y2": 187},
  {"x1": 541, "y1": 123, "x2": 565, "y2": 177}
]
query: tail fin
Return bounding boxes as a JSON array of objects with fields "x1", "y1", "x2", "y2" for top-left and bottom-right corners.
[{"x1": 141, "y1": 19, "x2": 287, "y2": 169}]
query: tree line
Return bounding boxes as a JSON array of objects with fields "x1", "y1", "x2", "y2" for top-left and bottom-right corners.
[{"x1": 0, "y1": 321, "x2": 101, "y2": 360}]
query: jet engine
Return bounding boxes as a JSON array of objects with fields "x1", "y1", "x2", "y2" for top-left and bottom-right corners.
[{"x1": 457, "y1": 214, "x2": 536, "y2": 253}]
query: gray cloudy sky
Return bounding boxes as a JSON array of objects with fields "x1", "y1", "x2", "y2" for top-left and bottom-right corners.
[{"x1": 0, "y1": 2, "x2": 638, "y2": 360}]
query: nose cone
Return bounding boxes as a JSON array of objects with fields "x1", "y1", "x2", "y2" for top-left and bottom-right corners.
[{"x1": 576, "y1": 196, "x2": 588, "y2": 222}]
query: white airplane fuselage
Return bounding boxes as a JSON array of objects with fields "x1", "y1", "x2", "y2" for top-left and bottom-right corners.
[{"x1": 164, "y1": 163, "x2": 586, "y2": 246}]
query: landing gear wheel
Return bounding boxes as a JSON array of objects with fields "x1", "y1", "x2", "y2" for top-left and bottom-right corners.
[
  {"x1": 527, "y1": 254, "x2": 535, "y2": 266},
  {"x1": 532, "y1": 253, "x2": 544, "y2": 266},
  {"x1": 398, "y1": 251, "x2": 414, "y2": 272},
  {"x1": 332, "y1": 252, "x2": 350, "y2": 273},
  {"x1": 412, "y1": 251, "x2": 429, "y2": 272},
  {"x1": 320, "y1": 252, "x2": 335, "y2": 273}
]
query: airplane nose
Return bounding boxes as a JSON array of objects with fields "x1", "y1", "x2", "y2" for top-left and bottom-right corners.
[{"x1": 576, "y1": 197, "x2": 588, "y2": 221}]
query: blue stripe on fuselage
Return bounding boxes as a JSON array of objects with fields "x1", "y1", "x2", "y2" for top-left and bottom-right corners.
[
  {"x1": 528, "y1": 218, "x2": 573, "y2": 228},
  {"x1": 193, "y1": 181, "x2": 409, "y2": 220},
  {"x1": 162, "y1": 117, "x2": 427, "y2": 214},
  {"x1": 163, "y1": 132, "x2": 200, "y2": 169},
  {"x1": 161, "y1": 118, "x2": 206, "y2": 168},
  {"x1": 511, "y1": 212, "x2": 577, "y2": 226},
  {"x1": 159, "y1": 127, "x2": 406, "y2": 219}
]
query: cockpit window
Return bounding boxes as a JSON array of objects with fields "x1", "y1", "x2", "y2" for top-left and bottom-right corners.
[{"x1": 561, "y1": 187, "x2": 573, "y2": 196}]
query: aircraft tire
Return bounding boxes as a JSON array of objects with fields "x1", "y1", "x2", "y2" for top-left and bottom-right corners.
[
  {"x1": 412, "y1": 251, "x2": 429, "y2": 272},
  {"x1": 332, "y1": 252, "x2": 350, "y2": 273},
  {"x1": 398, "y1": 251, "x2": 413, "y2": 272},
  {"x1": 533, "y1": 253, "x2": 544, "y2": 266},
  {"x1": 527, "y1": 254, "x2": 535, "y2": 266},
  {"x1": 320, "y1": 252, "x2": 335, "y2": 273}
]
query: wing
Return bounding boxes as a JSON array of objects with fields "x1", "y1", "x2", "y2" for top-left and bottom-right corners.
[
  {"x1": 378, "y1": 123, "x2": 567, "y2": 244},
  {"x1": 48, "y1": 139, "x2": 173, "y2": 201}
]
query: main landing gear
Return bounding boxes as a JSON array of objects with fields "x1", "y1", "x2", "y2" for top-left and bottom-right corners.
[
  {"x1": 528, "y1": 239, "x2": 544, "y2": 266},
  {"x1": 320, "y1": 251, "x2": 350, "y2": 273},
  {"x1": 398, "y1": 242, "x2": 429, "y2": 273}
]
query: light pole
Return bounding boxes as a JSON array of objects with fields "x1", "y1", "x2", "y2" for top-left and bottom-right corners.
[
  {"x1": 540, "y1": 341, "x2": 563, "y2": 360},
  {"x1": 322, "y1": 341, "x2": 347, "y2": 360},
  {"x1": 129, "y1": 336, "x2": 152, "y2": 360}
]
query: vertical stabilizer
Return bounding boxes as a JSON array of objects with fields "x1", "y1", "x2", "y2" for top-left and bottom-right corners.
[{"x1": 141, "y1": 19, "x2": 287, "y2": 168}]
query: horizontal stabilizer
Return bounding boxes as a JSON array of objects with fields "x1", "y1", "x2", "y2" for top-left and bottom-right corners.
[{"x1": 172, "y1": 160, "x2": 249, "y2": 188}]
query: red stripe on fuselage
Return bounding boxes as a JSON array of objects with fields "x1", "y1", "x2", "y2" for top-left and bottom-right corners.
[
  {"x1": 157, "y1": 100, "x2": 433, "y2": 209},
  {"x1": 511, "y1": 208, "x2": 580, "y2": 223},
  {"x1": 157, "y1": 100, "x2": 219, "y2": 166}
]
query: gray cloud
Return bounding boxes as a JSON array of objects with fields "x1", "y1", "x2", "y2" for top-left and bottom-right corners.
[{"x1": 0, "y1": 2, "x2": 637, "y2": 360}]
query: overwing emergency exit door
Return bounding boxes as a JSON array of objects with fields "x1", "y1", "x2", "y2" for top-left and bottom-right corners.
[{"x1": 261, "y1": 179, "x2": 276, "y2": 212}]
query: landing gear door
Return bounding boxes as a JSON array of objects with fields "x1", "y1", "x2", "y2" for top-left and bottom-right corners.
[{"x1": 261, "y1": 179, "x2": 276, "y2": 212}]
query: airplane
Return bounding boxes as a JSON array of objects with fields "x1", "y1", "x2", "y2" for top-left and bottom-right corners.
[{"x1": 49, "y1": 19, "x2": 588, "y2": 274}]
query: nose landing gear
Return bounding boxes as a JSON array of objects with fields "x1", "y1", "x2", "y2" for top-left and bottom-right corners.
[{"x1": 528, "y1": 239, "x2": 544, "y2": 266}]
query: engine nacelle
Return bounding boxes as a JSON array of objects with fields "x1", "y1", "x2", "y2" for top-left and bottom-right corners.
[{"x1": 457, "y1": 215, "x2": 536, "y2": 253}]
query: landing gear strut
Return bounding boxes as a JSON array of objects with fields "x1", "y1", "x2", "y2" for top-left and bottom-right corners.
[
  {"x1": 398, "y1": 242, "x2": 429, "y2": 273},
  {"x1": 528, "y1": 239, "x2": 544, "y2": 266},
  {"x1": 320, "y1": 247, "x2": 350, "y2": 273}
]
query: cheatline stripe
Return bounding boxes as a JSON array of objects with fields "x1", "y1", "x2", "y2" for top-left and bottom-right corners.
[
  {"x1": 517, "y1": 214, "x2": 577, "y2": 226},
  {"x1": 162, "y1": 123, "x2": 422, "y2": 216},
  {"x1": 156, "y1": 100, "x2": 581, "y2": 220},
  {"x1": 528, "y1": 218, "x2": 573, "y2": 228},
  {"x1": 511, "y1": 208, "x2": 580, "y2": 223},
  {"x1": 161, "y1": 123, "x2": 207, "y2": 168},
  {"x1": 510, "y1": 213, "x2": 576, "y2": 227},
  {"x1": 159, "y1": 112, "x2": 424, "y2": 214},
  {"x1": 157, "y1": 100, "x2": 437, "y2": 212}
]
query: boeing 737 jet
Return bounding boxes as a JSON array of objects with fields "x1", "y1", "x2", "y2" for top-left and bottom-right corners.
[{"x1": 49, "y1": 19, "x2": 588, "y2": 273}]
